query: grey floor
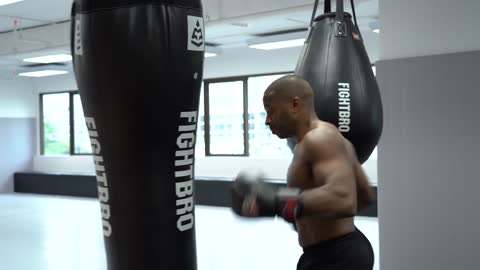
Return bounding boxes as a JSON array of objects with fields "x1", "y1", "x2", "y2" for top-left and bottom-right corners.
[{"x1": 0, "y1": 194, "x2": 379, "y2": 270}]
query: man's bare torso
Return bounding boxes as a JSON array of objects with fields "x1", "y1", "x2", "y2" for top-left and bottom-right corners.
[{"x1": 287, "y1": 121, "x2": 358, "y2": 247}]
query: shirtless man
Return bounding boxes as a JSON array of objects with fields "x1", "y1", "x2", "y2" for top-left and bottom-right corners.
[{"x1": 231, "y1": 74, "x2": 376, "y2": 270}]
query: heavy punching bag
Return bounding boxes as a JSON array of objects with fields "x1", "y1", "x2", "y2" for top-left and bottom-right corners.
[
  {"x1": 70, "y1": 1, "x2": 204, "y2": 269},
  {"x1": 292, "y1": 0, "x2": 383, "y2": 164}
]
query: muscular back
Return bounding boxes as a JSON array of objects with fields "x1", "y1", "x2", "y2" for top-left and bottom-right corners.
[{"x1": 286, "y1": 121, "x2": 374, "y2": 247}]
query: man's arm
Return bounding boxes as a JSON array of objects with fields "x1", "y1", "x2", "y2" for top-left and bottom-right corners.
[
  {"x1": 299, "y1": 127, "x2": 357, "y2": 220},
  {"x1": 230, "y1": 126, "x2": 358, "y2": 222}
]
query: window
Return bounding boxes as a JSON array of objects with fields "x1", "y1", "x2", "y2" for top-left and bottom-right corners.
[
  {"x1": 41, "y1": 93, "x2": 70, "y2": 155},
  {"x1": 247, "y1": 74, "x2": 293, "y2": 158},
  {"x1": 205, "y1": 79, "x2": 246, "y2": 156},
  {"x1": 41, "y1": 92, "x2": 92, "y2": 155},
  {"x1": 195, "y1": 86, "x2": 205, "y2": 157},
  {"x1": 198, "y1": 73, "x2": 297, "y2": 158},
  {"x1": 73, "y1": 94, "x2": 92, "y2": 154}
]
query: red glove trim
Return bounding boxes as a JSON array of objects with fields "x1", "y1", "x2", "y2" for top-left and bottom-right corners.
[{"x1": 282, "y1": 199, "x2": 298, "y2": 222}]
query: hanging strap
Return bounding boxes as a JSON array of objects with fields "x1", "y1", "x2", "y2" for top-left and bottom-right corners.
[
  {"x1": 309, "y1": 0, "x2": 359, "y2": 28},
  {"x1": 324, "y1": 0, "x2": 331, "y2": 13},
  {"x1": 335, "y1": 0, "x2": 346, "y2": 36},
  {"x1": 309, "y1": 0, "x2": 320, "y2": 28},
  {"x1": 335, "y1": 0, "x2": 344, "y2": 21},
  {"x1": 350, "y1": 0, "x2": 358, "y2": 27}
]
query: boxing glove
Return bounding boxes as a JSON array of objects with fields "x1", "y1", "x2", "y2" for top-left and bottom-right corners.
[{"x1": 231, "y1": 170, "x2": 303, "y2": 223}]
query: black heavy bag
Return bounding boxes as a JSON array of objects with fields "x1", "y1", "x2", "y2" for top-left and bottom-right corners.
[
  {"x1": 292, "y1": 0, "x2": 383, "y2": 163},
  {"x1": 70, "y1": 1, "x2": 204, "y2": 269}
]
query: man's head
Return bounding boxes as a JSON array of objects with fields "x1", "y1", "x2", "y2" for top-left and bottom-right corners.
[{"x1": 263, "y1": 74, "x2": 316, "y2": 138}]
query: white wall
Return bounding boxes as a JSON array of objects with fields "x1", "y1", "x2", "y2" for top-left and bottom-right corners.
[
  {"x1": 0, "y1": 78, "x2": 35, "y2": 118},
  {"x1": 0, "y1": 78, "x2": 36, "y2": 193}
]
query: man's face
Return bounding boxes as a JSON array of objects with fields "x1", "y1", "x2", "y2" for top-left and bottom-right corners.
[{"x1": 263, "y1": 93, "x2": 295, "y2": 139}]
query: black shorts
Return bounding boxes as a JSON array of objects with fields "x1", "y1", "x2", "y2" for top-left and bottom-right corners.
[{"x1": 297, "y1": 227, "x2": 374, "y2": 270}]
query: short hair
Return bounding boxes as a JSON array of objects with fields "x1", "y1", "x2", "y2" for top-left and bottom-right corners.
[{"x1": 264, "y1": 74, "x2": 314, "y2": 107}]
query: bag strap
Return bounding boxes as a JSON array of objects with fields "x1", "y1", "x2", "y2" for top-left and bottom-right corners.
[
  {"x1": 309, "y1": 0, "x2": 320, "y2": 28},
  {"x1": 335, "y1": 0, "x2": 344, "y2": 21},
  {"x1": 309, "y1": 0, "x2": 359, "y2": 28},
  {"x1": 324, "y1": 0, "x2": 331, "y2": 13},
  {"x1": 350, "y1": 0, "x2": 358, "y2": 27},
  {"x1": 334, "y1": 0, "x2": 346, "y2": 36}
]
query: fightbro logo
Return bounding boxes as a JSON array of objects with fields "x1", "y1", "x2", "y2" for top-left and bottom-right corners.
[
  {"x1": 338, "y1": 83, "x2": 351, "y2": 133},
  {"x1": 174, "y1": 111, "x2": 198, "y2": 231},
  {"x1": 85, "y1": 117, "x2": 112, "y2": 237},
  {"x1": 187, "y1": 15, "x2": 204, "y2": 51}
]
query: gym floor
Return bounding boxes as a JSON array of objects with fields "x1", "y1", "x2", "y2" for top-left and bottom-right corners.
[{"x1": 0, "y1": 194, "x2": 379, "y2": 270}]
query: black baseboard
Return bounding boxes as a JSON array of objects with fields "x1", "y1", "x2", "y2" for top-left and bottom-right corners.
[
  {"x1": 14, "y1": 172, "x2": 98, "y2": 198},
  {"x1": 14, "y1": 172, "x2": 377, "y2": 217}
]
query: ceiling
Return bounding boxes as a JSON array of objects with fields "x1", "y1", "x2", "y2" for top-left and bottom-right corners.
[{"x1": 0, "y1": 0, "x2": 379, "y2": 80}]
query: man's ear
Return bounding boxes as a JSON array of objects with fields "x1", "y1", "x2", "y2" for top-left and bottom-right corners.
[{"x1": 291, "y1": 96, "x2": 301, "y2": 111}]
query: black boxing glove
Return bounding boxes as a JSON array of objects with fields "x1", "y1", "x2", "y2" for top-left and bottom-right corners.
[{"x1": 231, "y1": 170, "x2": 303, "y2": 223}]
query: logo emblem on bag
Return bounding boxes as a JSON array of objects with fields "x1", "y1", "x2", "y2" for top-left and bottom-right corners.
[{"x1": 187, "y1": 16, "x2": 205, "y2": 51}]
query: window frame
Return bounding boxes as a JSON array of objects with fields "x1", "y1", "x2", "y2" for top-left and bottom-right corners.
[
  {"x1": 201, "y1": 71, "x2": 293, "y2": 157},
  {"x1": 40, "y1": 90, "x2": 74, "y2": 156},
  {"x1": 203, "y1": 76, "x2": 249, "y2": 157},
  {"x1": 71, "y1": 92, "x2": 94, "y2": 156},
  {"x1": 40, "y1": 90, "x2": 92, "y2": 156}
]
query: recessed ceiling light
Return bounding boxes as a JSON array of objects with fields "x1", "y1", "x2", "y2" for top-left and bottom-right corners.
[
  {"x1": 247, "y1": 31, "x2": 307, "y2": 51},
  {"x1": 23, "y1": 54, "x2": 72, "y2": 64},
  {"x1": 19, "y1": 70, "x2": 68, "y2": 77},
  {"x1": 205, "y1": 52, "x2": 218, "y2": 58},
  {"x1": 249, "y1": 38, "x2": 306, "y2": 50},
  {"x1": 0, "y1": 0, "x2": 24, "y2": 7}
]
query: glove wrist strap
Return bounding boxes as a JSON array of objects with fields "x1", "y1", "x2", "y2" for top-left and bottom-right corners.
[{"x1": 277, "y1": 188, "x2": 303, "y2": 222}]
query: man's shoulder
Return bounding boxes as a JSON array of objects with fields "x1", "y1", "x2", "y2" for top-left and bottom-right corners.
[
  {"x1": 303, "y1": 122, "x2": 344, "y2": 159},
  {"x1": 304, "y1": 122, "x2": 342, "y2": 145}
]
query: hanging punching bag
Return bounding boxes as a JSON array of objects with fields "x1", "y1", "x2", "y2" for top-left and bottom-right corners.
[
  {"x1": 292, "y1": 0, "x2": 383, "y2": 164},
  {"x1": 70, "y1": 1, "x2": 204, "y2": 269}
]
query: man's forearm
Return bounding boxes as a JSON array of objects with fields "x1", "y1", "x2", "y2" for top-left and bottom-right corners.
[{"x1": 299, "y1": 185, "x2": 356, "y2": 220}]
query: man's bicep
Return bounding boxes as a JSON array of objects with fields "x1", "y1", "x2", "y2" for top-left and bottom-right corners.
[
  {"x1": 312, "y1": 156, "x2": 356, "y2": 193},
  {"x1": 302, "y1": 130, "x2": 358, "y2": 218},
  {"x1": 307, "y1": 130, "x2": 355, "y2": 190}
]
